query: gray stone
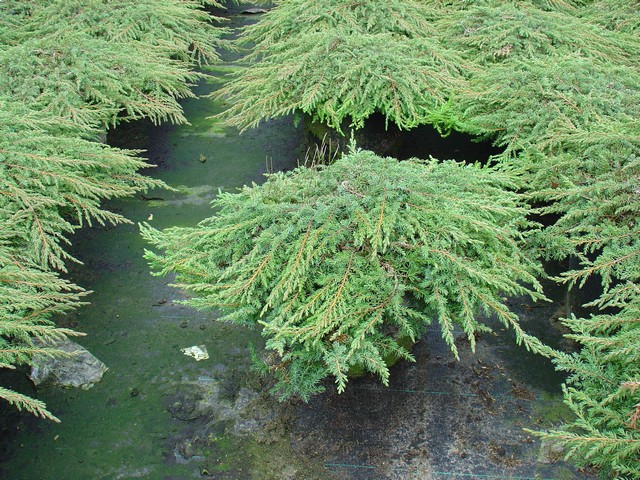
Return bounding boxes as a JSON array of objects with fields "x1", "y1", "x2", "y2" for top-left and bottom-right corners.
[
  {"x1": 234, "y1": 387, "x2": 259, "y2": 410},
  {"x1": 537, "y1": 438, "x2": 565, "y2": 464},
  {"x1": 167, "y1": 378, "x2": 272, "y2": 436},
  {"x1": 167, "y1": 377, "x2": 222, "y2": 421},
  {"x1": 241, "y1": 8, "x2": 268, "y2": 14},
  {"x1": 29, "y1": 338, "x2": 108, "y2": 390}
]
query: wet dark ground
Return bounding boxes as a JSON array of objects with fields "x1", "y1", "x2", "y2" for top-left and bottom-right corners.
[
  {"x1": 286, "y1": 290, "x2": 586, "y2": 480},
  {"x1": 0, "y1": 6, "x2": 596, "y2": 480}
]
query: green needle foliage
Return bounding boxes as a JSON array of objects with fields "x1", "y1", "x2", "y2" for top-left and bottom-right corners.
[
  {"x1": 438, "y1": 2, "x2": 640, "y2": 475},
  {"x1": 429, "y1": 0, "x2": 588, "y2": 11},
  {"x1": 142, "y1": 149, "x2": 546, "y2": 400},
  {"x1": 457, "y1": 55, "x2": 640, "y2": 155},
  {"x1": 524, "y1": 135, "x2": 640, "y2": 477},
  {"x1": 0, "y1": 100, "x2": 165, "y2": 270},
  {"x1": 530, "y1": 302, "x2": 640, "y2": 478},
  {"x1": 243, "y1": 0, "x2": 441, "y2": 45},
  {"x1": 134, "y1": 0, "x2": 639, "y2": 473},
  {"x1": 17, "y1": 0, "x2": 224, "y2": 65},
  {"x1": 0, "y1": 0, "x2": 225, "y2": 128},
  {"x1": 0, "y1": 238, "x2": 88, "y2": 423},
  {"x1": 0, "y1": 0, "x2": 221, "y2": 419},
  {"x1": 582, "y1": 0, "x2": 640, "y2": 33},
  {"x1": 170, "y1": 0, "x2": 640, "y2": 472},
  {"x1": 0, "y1": 33, "x2": 199, "y2": 127},
  {"x1": 438, "y1": 3, "x2": 635, "y2": 65},
  {"x1": 215, "y1": 0, "x2": 466, "y2": 131}
]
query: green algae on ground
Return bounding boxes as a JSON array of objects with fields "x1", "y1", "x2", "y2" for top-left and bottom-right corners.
[
  {"x1": 245, "y1": 437, "x2": 332, "y2": 480},
  {"x1": 0, "y1": 10, "x2": 307, "y2": 479},
  {"x1": 202, "y1": 64, "x2": 244, "y2": 78},
  {"x1": 174, "y1": 184, "x2": 219, "y2": 197},
  {"x1": 179, "y1": 115, "x2": 228, "y2": 137},
  {"x1": 530, "y1": 392, "x2": 575, "y2": 427},
  {"x1": 204, "y1": 433, "x2": 331, "y2": 480}
]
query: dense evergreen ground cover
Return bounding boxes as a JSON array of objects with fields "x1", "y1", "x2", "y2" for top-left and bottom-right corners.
[
  {"x1": 0, "y1": 0, "x2": 223, "y2": 421},
  {"x1": 1, "y1": 0, "x2": 638, "y2": 476},
  {"x1": 143, "y1": 150, "x2": 547, "y2": 400}
]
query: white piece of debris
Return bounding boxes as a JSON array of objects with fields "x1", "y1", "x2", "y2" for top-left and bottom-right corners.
[{"x1": 181, "y1": 345, "x2": 209, "y2": 361}]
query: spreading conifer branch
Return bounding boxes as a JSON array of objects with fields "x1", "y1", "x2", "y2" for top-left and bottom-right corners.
[
  {"x1": 438, "y1": 2, "x2": 640, "y2": 474},
  {"x1": 0, "y1": 387, "x2": 61, "y2": 423},
  {"x1": 215, "y1": 0, "x2": 466, "y2": 131},
  {"x1": 0, "y1": 0, "x2": 222, "y2": 420},
  {"x1": 142, "y1": 149, "x2": 546, "y2": 400}
]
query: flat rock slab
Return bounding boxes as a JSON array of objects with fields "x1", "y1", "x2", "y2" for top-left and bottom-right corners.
[
  {"x1": 241, "y1": 8, "x2": 269, "y2": 14},
  {"x1": 29, "y1": 337, "x2": 108, "y2": 390}
]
